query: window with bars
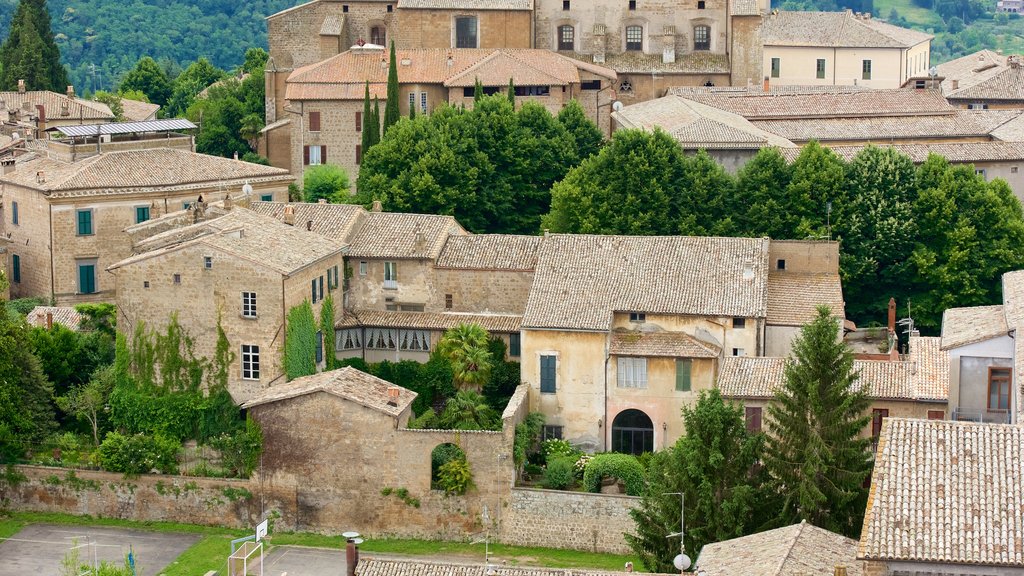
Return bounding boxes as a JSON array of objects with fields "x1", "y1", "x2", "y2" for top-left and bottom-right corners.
[
  {"x1": 693, "y1": 25, "x2": 710, "y2": 50},
  {"x1": 617, "y1": 357, "x2": 648, "y2": 388},
  {"x1": 242, "y1": 344, "x2": 260, "y2": 380},
  {"x1": 558, "y1": 25, "x2": 574, "y2": 51},
  {"x1": 242, "y1": 291, "x2": 257, "y2": 318},
  {"x1": 625, "y1": 25, "x2": 643, "y2": 51}
]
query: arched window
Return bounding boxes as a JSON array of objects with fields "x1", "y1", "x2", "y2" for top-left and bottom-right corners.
[
  {"x1": 611, "y1": 409, "x2": 654, "y2": 455},
  {"x1": 625, "y1": 25, "x2": 643, "y2": 51},
  {"x1": 370, "y1": 25, "x2": 386, "y2": 46},
  {"x1": 431, "y1": 443, "x2": 466, "y2": 488},
  {"x1": 694, "y1": 25, "x2": 710, "y2": 51},
  {"x1": 558, "y1": 25, "x2": 575, "y2": 51}
]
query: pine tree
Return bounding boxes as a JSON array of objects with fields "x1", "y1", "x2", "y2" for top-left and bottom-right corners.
[
  {"x1": 382, "y1": 40, "x2": 400, "y2": 133},
  {"x1": 361, "y1": 81, "x2": 373, "y2": 154},
  {"x1": 1, "y1": 0, "x2": 68, "y2": 92},
  {"x1": 507, "y1": 77, "x2": 515, "y2": 107},
  {"x1": 764, "y1": 306, "x2": 872, "y2": 538}
]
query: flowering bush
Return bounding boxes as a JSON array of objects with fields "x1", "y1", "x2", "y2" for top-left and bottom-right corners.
[
  {"x1": 573, "y1": 454, "x2": 592, "y2": 479},
  {"x1": 541, "y1": 439, "x2": 580, "y2": 463}
]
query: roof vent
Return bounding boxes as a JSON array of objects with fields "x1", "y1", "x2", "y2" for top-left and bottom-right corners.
[
  {"x1": 742, "y1": 264, "x2": 754, "y2": 280},
  {"x1": 17, "y1": 79, "x2": 25, "y2": 94}
]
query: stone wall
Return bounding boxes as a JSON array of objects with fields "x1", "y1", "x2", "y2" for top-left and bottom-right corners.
[{"x1": 500, "y1": 488, "x2": 638, "y2": 554}]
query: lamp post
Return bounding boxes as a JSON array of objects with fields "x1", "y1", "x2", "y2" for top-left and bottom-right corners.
[{"x1": 664, "y1": 492, "x2": 690, "y2": 573}]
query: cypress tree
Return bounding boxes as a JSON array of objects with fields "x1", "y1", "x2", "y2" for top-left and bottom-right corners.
[
  {"x1": 370, "y1": 97, "x2": 382, "y2": 147},
  {"x1": 409, "y1": 96, "x2": 416, "y2": 120},
  {"x1": 0, "y1": 0, "x2": 68, "y2": 92},
  {"x1": 507, "y1": 77, "x2": 515, "y2": 107},
  {"x1": 382, "y1": 40, "x2": 400, "y2": 133},
  {"x1": 361, "y1": 81, "x2": 373, "y2": 154},
  {"x1": 473, "y1": 78, "x2": 483, "y2": 104},
  {"x1": 763, "y1": 306, "x2": 872, "y2": 537}
]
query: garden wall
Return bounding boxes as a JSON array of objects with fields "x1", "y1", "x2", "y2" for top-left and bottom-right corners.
[{"x1": 499, "y1": 487, "x2": 639, "y2": 554}]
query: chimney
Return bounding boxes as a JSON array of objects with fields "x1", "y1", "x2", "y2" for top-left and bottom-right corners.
[
  {"x1": 283, "y1": 204, "x2": 295, "y2": 226},
  {"x1": 834, "y1": 566, "x2": 848, "y2": 576},
  {"x1": 371, "y1": 200, "x2": 383, "y2": 212},
  {"x1": 233, "y1": 151, "x2": 239, "y2": 160},
  {"x1": 1, "y1": 158, "x2": 15, "y2": 175},
  {"x1": 223, "y1": 193, "x2": 233, "y2": 211},
  {"x1": 46, "y1": 312, "x2": 53, "y2": 330},
  {"x1": 35, "y1": 104, "x2": 45, "y2": 125},
  {"x1": 387, "y1": 386, "x2": 400, "y2": 407},
  {"x1": 413, "y1": 224, "x2": 426, "y2": 251},
  {"x1": 17, "y1": 79, "x2": 25, "y2": 94},
  {"x1": 763, "y1": 76, "x2": 770, "y2": 92},
  {"x1": 66, "y1": 85, "x2": 74, "y2": 99},
  {"x1": 345, "y1": 539, "x2": 360, "y2": 576},
  {"x1": 1009, "y1": 55, "x2": 1022, "y2": 69},
  {"x1": 888, "y1": 297, "x2": 896, "y2": 333},
  {"x1": 36, "y1": 170, "x2": 45, "y2": 184},
  {"x1": 306, "y1": 219, "x2": 314, "y2": 231},
  {"x1": 446, "y1": 50, "x2": 454, "y2": 67},
  {"x1": 951, "y1": 78, "x2": 959, "y2": 90},
  {"x1": 317, "y1": 198, "x2": 327, "y2": 204}
]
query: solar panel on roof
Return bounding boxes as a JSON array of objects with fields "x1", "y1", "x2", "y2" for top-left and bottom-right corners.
[{"x1": 45, "y1": 119, "x2": 197, "y2": 138}]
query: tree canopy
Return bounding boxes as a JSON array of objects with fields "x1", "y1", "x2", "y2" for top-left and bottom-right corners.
[{"x1": 0, "y1": 0, "x2": 68, "y2": 92}]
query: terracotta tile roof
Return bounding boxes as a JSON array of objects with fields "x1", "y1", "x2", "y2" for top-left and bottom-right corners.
[
  {"x1": 761, "y1": 10, "x2": 933, "y2": 48},
  {"x1": 250, "y1": 201, "x2": 366, "y2": 241},
  {"x1": 118, "y1": 98, "x2": 161, "y2": 122},
  {"x1": 109, "y1": 209, "x2": 343, "y2": 276},
  {"x1": 612, "y1": 96, "x2": 796, "y2": 149},
  {"x1": 397, "y1": 0, "x2": 532, "y2": 9},
  {"x1": 730, "y1": 0, "x2": 762, "y2": 16},
  {"x1": 990, "y1": 112, "x2": 1024, "y2": 142},
  {"x1": 781, "y1": 141, "x2": 1024, "y2": 163},
  {"x1": 671, "y1": 86, "x2": 952, "y2": 119},
  {"x1": 940, "y1": 305, "x2": 1008, "y2": 350},
  {"x1": 751, "y1": 110, "x2": 1016, "y2": 142},
  {"x1": 937, "y1": 49, "x2": 1006, "y2": 94},
  {"x1": 336, "y1": 309, "x2": 522, "y2": 333},
  {"x1": 356, "y1": 558, "x2": 672, "y2": 576},
  {"x1": 718, "y1": 338, "x2": 948, "y2": 402},
  {"x1": 0, "y1": 149, "x2": 292, "y2": 197},
  {"x1": 0, "y1": 90, "x2": 114, "y2": 122},
  {"x1": 26, "y1": 306, "x2": 82, "y2": 331},
  {"x1": 241, "y1": 366, "x2": 416, "y2": 416},
  {"x1": 287, "y1": 49, "x2": 615, "y2": 100},
  {"x1": 939, "y1": 51, "x2": 1024, "y2": 102},
  {"x1": 766, "y1": 272, "x2": 845, "y2": 326},
  {"x1": 696, "y1": 521, "x2": 861, "y2": 576},
  {"x1": 319, "y1": 14, "x2": 343, "y2": 36},
  {"x1": 523, "y1": 235, "x2": 769, "y2": 331},
  {"x1": 609, "y1": 330, "x2": 720, "y2": 358},
  {"x1": 435, "y1": 234, "x2": 541, "y2": 270},
  {"x1": 346, "y1": 212, "x2": 465, "y2": 259},
  {"x1": 571, "y1": 51, "x2": 730, "y2": 74},
  {"x1": 860, "y1": 418, "x2": 1024, "y2": 566}
]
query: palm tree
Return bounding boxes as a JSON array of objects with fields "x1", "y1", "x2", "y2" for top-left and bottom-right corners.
[
  {"x1": 439, "y1": 390, "x2": 499, "y2": 430},
  {"x1": 437, "y1": 323, "x2": 493, "y2": 392}
]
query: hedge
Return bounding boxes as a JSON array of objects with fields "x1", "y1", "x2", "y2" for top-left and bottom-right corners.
[{"x1": 582, "y1": 453, "x2": 645, "y2": 496}]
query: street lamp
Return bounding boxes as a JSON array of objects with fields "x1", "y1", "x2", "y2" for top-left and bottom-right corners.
[{"x1": 664, "y1": 492, "x2": 690, "y2": 572}]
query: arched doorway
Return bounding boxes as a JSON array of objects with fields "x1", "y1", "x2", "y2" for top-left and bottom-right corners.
[{"x1": 611, "y1": 409, "x2": 654, "y2": 455}]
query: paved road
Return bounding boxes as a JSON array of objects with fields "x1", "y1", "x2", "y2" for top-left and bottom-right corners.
[{"x1": 0, "y1": 524, "x2": 199, "y2": 576}]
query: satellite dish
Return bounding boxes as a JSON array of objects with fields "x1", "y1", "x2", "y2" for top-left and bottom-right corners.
[
  {"x1": 928, "y1": 66, "x2": 938, "y2": 78},
  {"x1": 673, "y1": 553, "x2": 692, "y2": 571},
  {"x1": 352, "y1": 538, "x2": 364, "y2": 544},
  {"x1": 241, "y1": 182, "x2": 254, "y2": 195},
  {"x1": 612, "y1": 101, "x2": 624, "y2": 112},
  {"x1": 342, "y1": 531, "x2": 361, "y2": 539}
]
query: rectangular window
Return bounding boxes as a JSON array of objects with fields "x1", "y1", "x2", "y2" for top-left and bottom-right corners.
[
  {"x1": 629, "y1": 312, "x2": 646, "y2": 322},
  {"x1": 183, "y1": 201, "x2": 192, "y2": 211},
  {"x1": 540, "y1": 355, "x2": 557, "y2": 393},
  {"x1": 816, "y1": 59, "x2": 826, "y2": 79},
  {"x1": 311, "y1": 278, "x2": 319, "y2": 303},
  {"x1": 559, "y1": 25, "x2": 575, "y2": 51},
  {"x1": 398, "y1": 329, "x2": 430, "y2": 351},
  {"x1": 316, "y1": 330, "x2": 324, "y2": 364},
  {"x1": 693, "y1": 25, "x2": 710, "y2": 51},
  {"x1": 697, "y1": 0, "x2": 705, "y2": 7},
  {"x1": 420, "y1": 92, "x2": 428, "y2": 113},
  {"x1": 355, "y1": 111, "x2": 362, "y2": 132},
  {"x1": 733, "y1": 317, "x2": 746, "y2": 328},
  {"x1": 777, "y1": 259, "x2": 786, "y2": 270},
  {"x1": 617, "y1": 357, "x2": 648, "y2": 389},
  {"x1": 563, "y1": 0, "x2": 570, "y2": 8},
  {"x1": 204, "y1": 256, "x2": 212, "y2": 269},
  {"x1": 242, "y1": 291, "x2": 257, "y2": 318},
  {"x1": 976, "y1": 168, "x2": 987, "y2": 179},
  {"x1": 242, "y1": 344, "x2": 260, "y2": 380},
  {"x1": 318, "y1": 275, "x2": 324, "y2": 301},
  {"x1": 927, "y1": 410, "x2": 945, "y2": 420},
  {"x1": 862, "y1": 59, "x2": 872, "y2": 80},
  {"x1": 745, "y1": 407, "x2": 762, "y2": 432},
  {"x1": 304, "y1": 145, "x2": 325, "y2": 165},
  {"x1": 384, "y1": 261, "x2": 398, "y2": 288},
  {"x1": 514, "y1": 86, "x2": 551, "y2": 97},
  {"x1": 11, "y1": 254, "x2": 20, "y2": 283},
  {"x1": 309, "y1": 111, "x2": 321, "y2": 132},
  {"x1": 366, "y1": 328, "x2": 398, "y2": 350},
  {"x1": 675, "y1": 358, "x2": 692, "y2": 391},
  {"x1": 989, "y1": 367, "x2": 1011, "y2": 411},
  {"x1": 77, "y1": 261, "x2": 96, "y2": 294},
  {"x1": 871, "y1": 408, "x2": 889, "y2": 438},
  {"x1": 455, "y1": 16, "x2": 478, "y2": 48},
  {"x1": 771, "y1": 57, "x2": 780, "y2": 78},
  {"x1": 445, "y1": 293, "x2": 453, "y2": 309},
  {"x1": 356, "y1": 144, "x2": 362, "y2": 165},
  {"x1": 409, "y1": 92, "x2": 416, "y2": 115},
  {"x1": 510, "y1": 333, "x2": 521, "y2": 357},
  {"x1": 338, "y1": 328, "x2": 363, "y2": 351},
  {"x1": 628, "y1": 0, "x2": 637, "y2": 9},
  {"x1": 359, "y1": 261, "x2": 367, "y2": 276},
  {"x1": 260, "y1": 194, "x2": 273, "y2": 202},
  {"x1": 11, "y1": 201, "x2": 18, "y2": 225},
  {"x1": 173, "y1": 273, "x2": 181, "y2": 284},
  {"x1": 76, "y1": 209, "x2": 93, "y2": 236},
  {"x1": 968, "y1": 103, "x2": 990, "y2": 110},
  {"x1": 625, "y1": 25, "x2": 643, "y2": 51},
  {"x1": 328, "y1": 265, "x2": 339, "y2": 289},
  {"x1": 581, "y1": 79, "x2": 601, "y2": 90},
  {"x1": 135, "y1": 206, "x2": 150, "y2": 223},
  {"x1": 543, "y1": 425, "x2": 563, "y2": 440},
  {"x1": 733, "y1": 348, "x2": 746, "y2": 356}
]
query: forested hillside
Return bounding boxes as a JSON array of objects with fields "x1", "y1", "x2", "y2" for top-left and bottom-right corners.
[{"x1": 0, "y1": 0, "x2": 298, "y2": 92}]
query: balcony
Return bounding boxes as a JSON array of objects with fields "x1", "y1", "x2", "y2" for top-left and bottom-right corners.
[
  {"x1": 383, "y1": 279, "x2": 398, "y2": 290},
  {"x1": 952, "y1": 408, "x2": 1010, "y2": 424}
]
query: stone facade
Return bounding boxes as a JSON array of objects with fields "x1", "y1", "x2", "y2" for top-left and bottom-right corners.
[
  {"x1": 499, "y1": 488, "x2": 638, "y2": 554},
  {"x1": 397, "y1": 9, "x2": 532, "y2": 49}
]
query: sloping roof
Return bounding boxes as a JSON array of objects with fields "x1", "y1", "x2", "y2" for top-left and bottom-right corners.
[
  {"x1": 780, "y1": 141, "x2": 1024, "y2": 163},
  {"x1": 609, "y1": 330, "x2": 720, "y2": 358},
  {"x1": 940, "y1": 305, "x2": 1008, "y2": 350},
  {"x1": 0, "y1": 149, "x2": 292, "y2": 196},
  {"x1": 766, "y1": 272, "x2": 845, "y2": 326},
  {"x1": 696, "y1": 521, "x2": 861, "y2": 576},
  {"x1": 612, "y1": 96, "x2": 796, "y2": 150},
  {"x1": 249, "y1": 201, "x2": 366, "y2": 241},
  {"x1": 319, "y1": 14, "x2": 343, "y2": 36},
  {"x1": 241, "y1": 366, "x2": 417, "y2": 417},
  {"x1": 761, "y1": 10, "x2": 932, "y2": 48},
  {"x1": 336, "y1": 309, "x2": 522, "y2": 333},
  {"x1": 0, "y1": 90, "x2": 114, "y2": 122},
  {"x1": 939, "y1": 51, "x2": 1024, "y2": 102},
  {"x1": 671, "y1": 86, "x2": 953, "y2": 119},
  {"x1": 571, "y1": 51, "x2": 731, "y2": 74},
  {"x1": 26, "y1": 306, "x2": 82, "y2": 331},
  {"x1": 356, "y1": 558, "x2": 673, "y2": 576},
  {"x1": 109, "y1": 209, "x2": 343, "y2": 276},
  {"x1": 346, "y1": 212, "x2": 465, "y2": 259},
  {"x1": 717, "y1": 356, "x2": 788, "y2": 398},
  {"x1": 751, "y1": 110, "x2": 1016, "y2": 143},
  {"x1": 859, "y1": 418, "x2": 1024, "y2": 567},
  {"x1": 118, "y1": 99, "x2": 161, "y2": 122},
  {"x1": 990, "y1": 111, "x2": 1024, "y2": 142},
  {"x1": 937, "y1": 49, "x2": 1006, "y2": 95},
  {"x1": 730, "y1": 0, "x2": 762, "y2": 16},
  {"x1": 46, "y1": 119, "x2": 195, "y2": 138},
  {"x1": 910, "y1": 336, "x2": 949, "y2": 401},
  {"x1": 397, "y1": 0, "x2": 533, "y2": 9},
  {"x1": 523, "y1": 235, "x2": 769, "y2": 331},
  {"x1": 436, "y1": 235, "x2": 541, "y2": 270}
]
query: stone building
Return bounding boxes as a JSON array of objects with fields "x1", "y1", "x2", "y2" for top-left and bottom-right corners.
[
  {"x1": 696, "y1": 521, "x2": 863, "y2": 576},
  {"x1": 265, "y1": 46, "x2": 616, "y2": 179},
  {"x1": 859, "y1": 418, "x2": 1024, "y2": 575},
  {"x1": 519, "y1": 234, "x2": 844, "y2": 452},
  {"x1": 397, "y1": 0, "x2": 533, "y2": 51},
  {"x1": 108, "y1": 209, "x2": 346, "y2": 401},
  {"x1": 0, "y1": 84, "x2": 114, "y2": 140},
  {"x1": 937, "y1": 50, "x2": 1024, "y2": 110},
  {"x1": 0, "y1": 148, "x2": 292, "y2": 304},
  {"x1": 25, "y1": 305, "x2": 82, "y2": 331}
]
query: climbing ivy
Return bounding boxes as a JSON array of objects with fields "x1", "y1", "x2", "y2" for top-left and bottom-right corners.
[{"x1": 284, "y1": 300, "x2": 317, "y2": 380}]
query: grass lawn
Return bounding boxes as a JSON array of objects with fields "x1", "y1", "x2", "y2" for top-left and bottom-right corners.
[
  {"x1": 1, "y1": 512, "x2": 639, "y2": 572},
  {"x1": 872, "y1": 0, "x2": 944, "y2": 29}
]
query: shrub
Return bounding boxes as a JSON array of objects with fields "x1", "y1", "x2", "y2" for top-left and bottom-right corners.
[
  {"x1": 436, "y1": 457, "x2": 474, "y2": 495},
  {"x1": 543, "y1": 456, "x2": 576, "y2": 490},
  {"x1": 582, "y1": 453, "x2": 645, "y2": 496},
  {"x1": 513, "y1": 412, "x2": 544, "y2": 470},
  {"x1": 208, "y1": 416, "x2": 262, "y2": 478},
  {"x1": 541, "y1": 439, "x2": 580, "y2": 463},
  {"x1": 97, "y1": 432, "x2": 179, "y2": 475},
  {"x1": 573, "y1": 454, "x2": 592, "y2": 479}
]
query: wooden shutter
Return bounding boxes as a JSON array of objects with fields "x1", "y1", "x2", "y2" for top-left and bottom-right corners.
[
  {"x1": 745, "y1": 407, "x2": 762, "y2": 432},
  {"x1": 927, "y1": 410, "x2": 945, "y2": 420},
  {"x1": 311, "y1": 279, "x2": 317, "y2": 303},
  {"x1": 540, "y1": 355, "x2": 556, "y2": 393},
  {"x1": 675, "y1": 359, "x2": 692, "y2": 391},
  {"x1": 871, "y1": 408, "x2": 888, "y2": 438},
  {"x1": 355, "y1": 112, "x2": 362, "y2": 132},
  {"x1": 309, "y1": 111, "x2": 321, "y2": 132},
  {"x1": 356, "y1": 145, "x2": 362, "y2": 165},
  {"x1": 321, "y1": 146, "x2": 327, "y2": 164},
  {"x1": 303, "y1": 145, "x2": 310, "y2": 165}
]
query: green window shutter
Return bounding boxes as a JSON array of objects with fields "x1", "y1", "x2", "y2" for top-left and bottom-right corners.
[
  {"x1": 261, "y1": 194, "x2": 273, "y2": 202},
  {"x1": 79, "y1": 264, "x2": 96, "y2": 294},
  {"x1": 509, "y1": 333, "x2": 521, "y2": 357},
  {"x1": 77, "y1": 210, "x2": 93, "y2": 235},
  {"x1": 676, "y1": 359, "x2": 692, "y2": 392},
  {"x1": 311, "y1": 279, "x2": 317, "y2": 303},
  {"x1": 136, "y1": 206, "x2": 150, "y2": 223},
  {"x1": 540, "y1": 355, "x2": 556, "y2": 393}
]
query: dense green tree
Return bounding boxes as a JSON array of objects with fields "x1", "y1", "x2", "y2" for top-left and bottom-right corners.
[
  {"x1": 0, "y1": 0, "x2": 67, "y2": 92},
  {"x1": 626, "y1": 390, "x2": 767, "y2": 572},
  {"x1": 165, "y1": 57, "x2": 224, "y2": 117},
  {"x1": 185, "y1": 67, "x2": 265, "y2": 158},
  {"x1": 733, "y1": 147, "x2": 793, "y2": 238},
  {"x1": 241, "y1": 47, "x2": 268, "y2": 74},
  {"x1": 437, "y1": 324, "x2": 493, "y2": 392},
  {"x1": 382, "y1": 40, "x2": 400, "y2": 133},
  {"x1": 783, "y1": 141, "x2": 845, "y2": 238},
  {"x1": 319, "y1": 293, "x2": 336, "y2": 371},
  {"x1": 0, "y1": 303, "x2": 58, "y2": 458},
  {"x1": 118, "y1": 56, "x2": 171, "y2": 106},
  {"x1": 93, "y1": 90, "x2": 124, "y2": 120},
  {"x1": 57, "y1": 364, "x2": 115, "y2": 446},
  {"x1": 303, "y1": 164, "x2": 350, "y2": 203},
  {"x1": 675, "y1": 150, "x2": 736, "y2": 236},
  {"x1": 556, "y1": 99, "x2": 604, "y2": 161},
  {"x1": 438, "y1": 390, "x2": 500, "y2": 430},
  {"x1": 764, "y1": 307, "x2": 871, "y2": 537}
]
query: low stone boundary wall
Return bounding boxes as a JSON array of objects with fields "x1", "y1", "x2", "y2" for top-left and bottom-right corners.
[{"x1": 499, "y1": 487, "x2": 639, "y2": 554}]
